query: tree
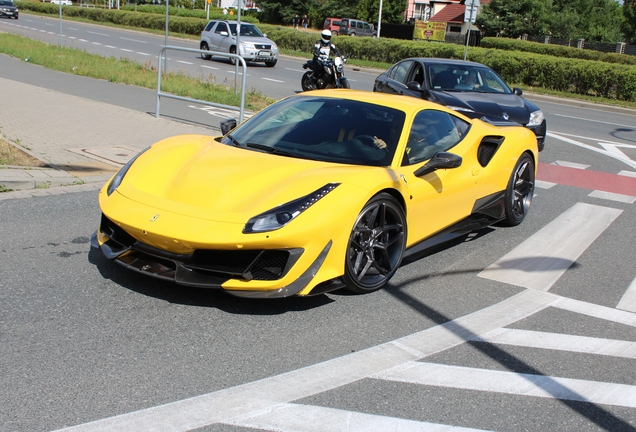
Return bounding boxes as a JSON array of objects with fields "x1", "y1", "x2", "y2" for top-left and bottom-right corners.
[
  {"x1": 355, "y1": 0, "x2": 408, "y2": 24},
  {"x1": 474, "y1": 0, "x2": 551, "y2": 38},
  {"x1": 257, "y1": 0, "x2": 319, "y2": 25},
  {"x1": 624, "y1": 0, "x2": 636, "y2": 43}
]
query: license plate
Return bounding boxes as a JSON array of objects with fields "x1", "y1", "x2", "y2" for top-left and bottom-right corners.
[{"x1": 259, "y1": 50, "x2": 272, "y2": 56}]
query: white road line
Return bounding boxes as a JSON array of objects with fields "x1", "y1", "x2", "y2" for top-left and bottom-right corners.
[
  {"x1": 548, "y1": 132, "x2": 636, "y2": 170},
  {"x1": 105, "y1": 45, "x2": 117, "y2": 48},
  {"x1": 87, "y1": 31, "x2": 109, "y2": 36},
  {"x1": 478, "y1": 203, "x2": 622, "y2": 291},
  {"x1": 200, "y1": 65, "x2": 219, "y2": 70},
  {"x1": 262, "y1": 77, "x2": 285, "y2": 82},
  {"x1": 176, "y1": 60, "x2": 193, "y2": 65},
  {"x1": 617, "y1": 277, "x2": 636, "y2": 313},
  {"x1": 120, "y1": 37, "x2": 147, "y2": 43},
  {"x1": 375, "y1": 362, "x2": 636, "y2": 408},
  {"x1": 53, "y1": 289, "x2": 559, "y2": 431},
  {"x1": 91, "y1": 42, "x2": 102, "y2": 46},
  {"x1": 136, "y1": 52, "x2": 151, "y2": 56},
  {"x1": 120, "y1": 48, "x2": 133, "y2": 52},
  {"x1": 588, "y1": 190, "x2": 636, "y2": 203},
  {"x1": 535, "y1": 180, "x2": 556, "y2": 189},
  {"x1": 224, "y1": 403, "x2": 489, "y2": 432},
  {"x1": 474, "y1": 328, "x2": 636, "y2": 359},
  {"x1": 552, "y1": 160, "x2": 590, "y2": 169},
  {"x1": 553, "y1": 114, "x2": 636, "y2": 129},
  {"x1": 619, "y1": 170, "x2": 636, "y2": 178},
  {"x1": 552, "y1": 295, "x2": 636, "y2": 327}
]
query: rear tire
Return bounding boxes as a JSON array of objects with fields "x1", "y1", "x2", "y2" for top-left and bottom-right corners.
[
  {"x1": 301, "y1": 71, "x2": 317, "y2": 91},
  {"x1": 501, "y1": 153, "x2": 535, "y2": 226},
  {"x1": 343, "y1": 193, "x2": 406, "y2": 293},
  {"x1": 200, "y1": 42, "x2": 211, "y2": 60},
  {"x1": 229, "y1": 46, "x2": 237, "y2": 65}
]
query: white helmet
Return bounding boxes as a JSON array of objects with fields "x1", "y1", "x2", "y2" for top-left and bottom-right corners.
[{"x1": 321, "y1": 29, "x2": 332, "y2": 44}]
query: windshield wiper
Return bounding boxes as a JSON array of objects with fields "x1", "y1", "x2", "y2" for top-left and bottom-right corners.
[
  {"x1": 246, "y1": 143, "x2": 298, "y2": 157},
  {"x1": 225, "y1": 134, "x2": 241, "y2": 147}
]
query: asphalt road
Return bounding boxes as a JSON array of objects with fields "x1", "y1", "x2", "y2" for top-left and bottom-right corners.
[{"x1": 1, "y1": 14, "x2": 636, "y2": 432}]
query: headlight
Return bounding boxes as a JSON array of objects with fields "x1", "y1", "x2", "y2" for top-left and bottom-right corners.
[
  {"x1": 527, "y1": 110, "x2": 545, "y2": 127},
  {"x1": 446, "y1": 105, "x2": 475, "y2": 114},
  {"x1": 243, "y1": 183, "x2": 340, "y2": 233},
  {"x1": 241, "y1": 42, "x2": 255, "y2": 50},
  {"x1": 106, "y1": 147, "x2": 150, "y2": 196}
]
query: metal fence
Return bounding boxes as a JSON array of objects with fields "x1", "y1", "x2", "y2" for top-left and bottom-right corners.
[{"x1": 156, "y1": 46, "x2": 247, "y2": 124}]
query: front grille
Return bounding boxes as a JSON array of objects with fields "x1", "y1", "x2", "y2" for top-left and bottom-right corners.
[
  {"x1": 99, "y1": 214, "x2": 302, "y2": 282},
  {"x1": 254, "y1": 44, "x2": 271, "y2": 50}
]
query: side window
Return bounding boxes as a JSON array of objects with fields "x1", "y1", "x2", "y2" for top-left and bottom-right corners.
[
  {"x1": 204, "y1": 21, "x2": 216, "y2": 32},
  {"x1": 407, "y1": 63, "x2": 424, "y2": 85},
  {"x1": 364, "y1": 23, "x2": 371, "y2": 30},
  {"x1": 357, "y1": 21, "x2": 363, "y2": 29},
  {"x1": 388, "y1": 60, "x2": 413, "y2": 84},
  {"x1": 403, "y1": 110, "x2": 465, "y2": 166},
  {"x1": 215, "y1": 23, "x2": 227, "y2": 34}
]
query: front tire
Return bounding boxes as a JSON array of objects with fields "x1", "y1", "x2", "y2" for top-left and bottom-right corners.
[
  {"x1": 229, "y1": 46, "x2": 237, "y2": 65},
  {"x1": 265, "y1": 59, "x2": 277, "y2": 67},
  {"x1": 501, "y1": 153, "x2": 535, "y2": 226},
  {"x1": 301, "y1": 71, "x2": 317, "y2": 91},
  {"x1": 200, "y1": 42, "x2": 211, "y2": 60},
  {"x1": 339, "y1": 79, "x2": 350, "y2": 89},
  {"x1": 343, "y1": 193, "x2": 406, "y2": 293}
]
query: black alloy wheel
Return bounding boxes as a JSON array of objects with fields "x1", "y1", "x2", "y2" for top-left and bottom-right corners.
[
  {"x1": 343, "y1": 193, "x2": 406, "y2": 293},
  {"x1": 502, "y1": 153, "x2": 535, "y2": 226}
]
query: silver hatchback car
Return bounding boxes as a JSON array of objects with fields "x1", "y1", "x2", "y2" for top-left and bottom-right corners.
[{"x1": 200, "y1": 20, "x2": 278, "y2": 67}]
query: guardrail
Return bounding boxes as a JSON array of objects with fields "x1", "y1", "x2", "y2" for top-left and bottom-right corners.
[{"x1": 156, "y1": 46, "x2": 247, "y2": 124}]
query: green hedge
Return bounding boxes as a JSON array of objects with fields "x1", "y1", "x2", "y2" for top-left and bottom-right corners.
[
  {"x1": 481, "y1": 37, "x2": 636, "y2": 66},
  {"x1": 14, "y1": 3, "x2": 636, "y2": 101}
]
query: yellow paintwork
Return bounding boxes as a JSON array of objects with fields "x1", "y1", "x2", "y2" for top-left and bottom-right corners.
[{"x1": 97, "y1": 90, "x2": 538, "y2": 295}]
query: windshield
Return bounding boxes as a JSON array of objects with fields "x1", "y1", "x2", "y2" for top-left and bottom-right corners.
[
  {"x1": 428, "y1": 64, "x2": 512, "y2": 94},
  {"x1": 221, "y1": 96, "x2": 405, "y2": 167},
  {"x1": 0, "y1": 1, "x2": 15, "y2": 5},
  {"x1": 228, "y1": 23, "x2": 264, "y2": 37}
]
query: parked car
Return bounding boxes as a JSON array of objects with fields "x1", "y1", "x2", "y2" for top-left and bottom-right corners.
[
  {"x1": 374, "y1": 58, "x2": 547, "y2": 151},
  {"x1": 91, "y1": 89, "x2": 538, "y2": 298},
  {"x1": 50, "y1": 0, "x2": 72, "y2": 5},
  {"x1": 323, "y1": 17, "x2": 342, "y2": 36},
  {"x1": 200, "y1": 20, "x2": 278, "y2": 67},
  {"x1": 339, "y1": 18, "x2": 377, "y2": 37},
  {"x1": 0, "y1": 0, "x2": 18, "y2": 19}
]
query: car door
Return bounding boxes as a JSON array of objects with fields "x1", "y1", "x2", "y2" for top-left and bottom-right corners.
[
  {"x1": 397, "y1": 110, "x2": 482, "y2": 243},
  {"x1": 363, "y1": 22, "x2": 374, "y2": 36},
  {"x1": 375, "y1": 60, "x2": 420, "y2": 97},
  {"x1": 211, "y1": 22, "x2": 231, "y2": 53}
]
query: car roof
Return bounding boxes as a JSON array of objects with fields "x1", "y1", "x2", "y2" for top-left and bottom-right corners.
[{"x1": 404, "y1": 58, "x2": 486, "y2": 67}]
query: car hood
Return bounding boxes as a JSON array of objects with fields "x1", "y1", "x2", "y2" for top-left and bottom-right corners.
[
  {"x1": 234, "y1": 36, "x2": 276, "y2": 45},
  {"x1": 0, "y1": 4, "x2": 17, "y2": 9},
  {"x1": 115, "y1": 135, "x2": 372, "y2": 223},
  {"x1": 431, "y1": 91, "x2": 536, "y2": 125}
]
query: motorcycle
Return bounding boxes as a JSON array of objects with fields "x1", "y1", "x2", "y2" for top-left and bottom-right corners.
[{"x1": 301, "y1": 56, "x2": 350, "y2": 91}]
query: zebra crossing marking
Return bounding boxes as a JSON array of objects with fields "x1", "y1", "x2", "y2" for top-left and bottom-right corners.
[{"x1": 478, "y1": 203, "x2": 623, "y2": 291}]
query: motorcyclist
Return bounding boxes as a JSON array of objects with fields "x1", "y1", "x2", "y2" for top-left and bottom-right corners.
[{"x1": 309, "y1": 29, "x2": 342, "y2": 80}]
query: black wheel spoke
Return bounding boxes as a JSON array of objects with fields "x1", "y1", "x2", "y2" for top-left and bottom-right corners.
[{"x1": 345, "y1": 195, "x2": 406, "y2": 292}]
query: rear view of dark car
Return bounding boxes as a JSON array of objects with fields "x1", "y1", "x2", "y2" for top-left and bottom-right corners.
[
  {"x1": 0, "y1": 0, "x2": 18, "y2": 19},
  {"x1": 373, "y1": 58, "x2": 547, "y2": 151}
]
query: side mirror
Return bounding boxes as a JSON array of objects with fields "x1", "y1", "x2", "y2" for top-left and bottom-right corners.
[
  {"x1": 513, "y1": 87, "x2": 523, "y2": 96},
  {"x1": 413, "y1": 152, "x2": 462, "y2": 177},
  {"x1": 220, "y1": 118, "x2": 237, "y2": 135},
  {"x1": 220, "y1": 31, "x2": 229, "y2": 37},
  {"x1": 406, "y1": 81, "x2": 430, "y2": 99}
]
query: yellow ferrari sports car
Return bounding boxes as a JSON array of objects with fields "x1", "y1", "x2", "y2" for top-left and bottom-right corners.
[{"x1": 91, "y1": 90, "x2": 538, "y2": 298}]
